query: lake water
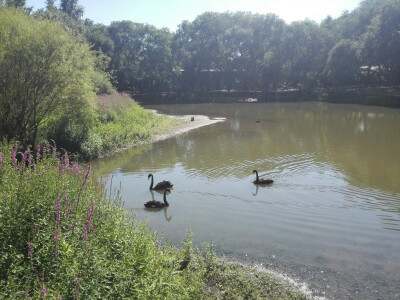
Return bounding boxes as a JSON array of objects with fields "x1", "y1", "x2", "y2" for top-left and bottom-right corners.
[{"x1": 92, "y1": 102, "x2": 400, "y2": 299}]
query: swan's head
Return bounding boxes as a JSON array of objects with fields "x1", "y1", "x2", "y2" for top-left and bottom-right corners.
[
  {"x1": 148, "y1": 174, "x2": 153, "y2": 179},
  {"x1": 253, "y1": 170, "x2": 257, "y2": 173}
]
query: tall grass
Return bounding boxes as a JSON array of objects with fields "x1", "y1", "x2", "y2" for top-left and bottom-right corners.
[
  {"x1": 0, "y1": 143, "x2": 204, "y2": 299},
  {"x1": 81, "y1": 93, "x2": 180, "y2": 159}
]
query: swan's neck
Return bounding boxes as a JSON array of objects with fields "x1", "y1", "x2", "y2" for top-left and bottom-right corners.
[
  {"x1": 163, "y1": 191, "x2": 169, "y2": 206},
  {"x1": 149, "y1": 175, "x2": 154, "y2": 189},
  {"x1": 255, "y1": 171, "x2": 259, "y2": 181}
]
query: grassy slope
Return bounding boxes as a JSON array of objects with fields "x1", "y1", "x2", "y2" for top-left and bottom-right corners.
[{"x1": 81, "y1": 93, "x2": 182, "y2": 159}]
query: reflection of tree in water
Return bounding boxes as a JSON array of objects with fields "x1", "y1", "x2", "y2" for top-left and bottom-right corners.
[{"x1": 144, "y1": 190, "x2": 172, "y2": 222}]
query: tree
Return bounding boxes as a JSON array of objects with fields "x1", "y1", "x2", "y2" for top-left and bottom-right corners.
[
  {"x1": 45, "y1": 0, "x2": 56, "y2": 10},
  {"x1": 2, "y1": 0, "x2": 25, "y2": 7},
  {"x1": 0, "y1": 8, "x2": 99, "y2": 148},
  {"x1": 60, "y1": 0, "x2": 83, "y2": 19},
  {"x1": 325, "y1": 39, "x2": 361, "y2": 86},
  {"x1": 108, "y1": 21, "x2": 175, "y2": 92}
]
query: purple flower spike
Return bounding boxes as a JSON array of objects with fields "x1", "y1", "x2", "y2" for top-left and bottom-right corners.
[
  {"x1": 41, "y1": 286, "x2": 47, "y2": 296},
  {"x1": 11, "y1": 143, "x2": 18, "y2": 165},
  {"x1": 54, "y1": 228, "x2": 60, "y2": 241},
  {"x1": 27, "y1": 242, "x2": 33, "y2": 258},
  {"x1": 64, "y1": 152, "x2": 70, "y2": 168},
  {"x1": 0, "y1": 152, "x2": 3, "y2": 165},
  {"x1": 36, "y1": 144, "x2": 41, "y2": 160},
  {"x1": 83, "y1": 224, "x2": 88, "y2": 240},
  {"x1": 55, "y1": 196, "x2": 61, "y2": 224},
  {"x1": 82, "y1": 164, "x2": 91, "y2": 187},
  {"x1": 66, "y1": 201, "x2": 71, "y2": 220}
]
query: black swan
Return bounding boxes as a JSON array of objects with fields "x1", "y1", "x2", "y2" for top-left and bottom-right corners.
[
  {"x1": 144, "y1": 188, "x2": 171, "y2": 208},
  {"x1": 253, "y1": 170, "x2": 274, "y2": 184},
  {"x1": 148, "y1": 173, "x2": 173, "y2": 190}
]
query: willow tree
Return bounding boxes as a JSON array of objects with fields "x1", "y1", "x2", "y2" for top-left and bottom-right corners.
[{"x1": 0, "y1": 8, "x2": 98, "y2": 148}]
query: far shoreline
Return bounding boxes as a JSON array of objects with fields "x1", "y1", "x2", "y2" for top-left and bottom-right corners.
[{"x1": 149, "y1": 110, "x2": 226, "y2": 143}]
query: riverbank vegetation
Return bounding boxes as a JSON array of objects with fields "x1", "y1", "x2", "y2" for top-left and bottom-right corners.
[
  {"x1": 0, "y1": 143, "x2": 310, "y2": 299},
  {"x1": 1, "y1": 1, "x2": 400, "y2": 153},
  {"x1": 0, "y1": 7, "x2": 178, "y2": 158}
]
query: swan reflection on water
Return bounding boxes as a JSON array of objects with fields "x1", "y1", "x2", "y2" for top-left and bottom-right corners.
[
  {"x1": 144, "y1": 190, "x2": 172, "y2": 221},
  {"x1": 252, "y1": 182, "x2": 273, "y2": 196}
]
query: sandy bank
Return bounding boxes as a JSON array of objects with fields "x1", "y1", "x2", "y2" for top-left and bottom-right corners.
[{"x1": 150, "y1": 110, "x2": 226, "y2": 143}]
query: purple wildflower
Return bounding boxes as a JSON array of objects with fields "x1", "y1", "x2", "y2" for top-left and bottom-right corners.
[
  {"x1": 20, "y1": 149, "x2": 29, "y2": 171},
  {"x1": 43, "y1": 144, "x2": 49, "y2": 155},
  {"x1": 83, "y1": 224, "x2": 88, "y2": 240},
  {"x1": 0, "y1": 152, "x2": 3, "y2": 165},
  {"x1": 36, "y1": 144, "x2": 41, "y2": 160},
  {"x1": 11, "y1": 143, "x2": 17, "y2": 165},
  {"x1": 70, "y1": 163, "x2": 83, "y2": 175},
  {"x1": 27, "y1": 151, "x2": 33, "y2": 166},
  {"x1": 99, "y1": 181, "x2": 104, "y2": 193},
  {"x1": 57, "y1": 295, "x2": 63, "y2": 300},
  {"x1": 88, "y1": 198, "x2": 94, "y2": 221},
  {"x1": 66, "y1": 201, "x2": 72, "y2": 220},
  {"x1": 52, "y1": 146, "x2": 57, "y2": 158},
  {"x1": 41, "y1": 286, "x2": 47, "y2": 296},
  {"x1": 54, "y1": 228, "x2": 60, "y2": 241},
  {"x1": 27, "y1": 242, "x2": 33, "y2": 258},
  {"x1": 25, "y1": 290, "x2": 30, "y2": 299},
  {"x1": 55, "y1": 196, "x2": 61, "y2": 224},
  {"x1": 64, "y1": 152, "x2": 69, "y2": 168},
  {"x1": 82, "y1": 164, "x2": 91, "y2": 187}
]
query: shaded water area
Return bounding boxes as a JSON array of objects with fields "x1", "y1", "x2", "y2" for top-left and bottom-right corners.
[{"x1": 92, "y1": 102, "x2": 400, "y2": 299}]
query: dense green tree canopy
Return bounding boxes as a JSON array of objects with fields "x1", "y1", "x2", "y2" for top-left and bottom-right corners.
[
  {"x1": 2, "y1": 0, "x2": 400, "y2": 96},
  {"x1": 0, "y1": 8, "x2": 99, "y2": 147}
]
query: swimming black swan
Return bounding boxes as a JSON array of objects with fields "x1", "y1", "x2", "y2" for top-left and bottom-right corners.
[
  {"x1": 148, "y1": 173, "x2": 173, "y2": 190},
  {"x1": 144, "y1": 188, "x2": 171, "y2": 208},
  {"x1": 253, "y1": 170, "x2": 274, "y2": 184}
]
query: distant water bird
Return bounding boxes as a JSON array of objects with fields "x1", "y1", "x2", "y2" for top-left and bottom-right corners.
[
  {"x1": 191, "y1": 116, "x2": 195, "y2": 121},
  {"x1": 144, "y1": 188, "x2": 171, "y2": 208},
  {"x1": 255, "y1": 119, "x2": 260, "y2": 123},
  {"x1": 148, "y1": 173, "x2": 173, "y2": 190},
  {"x1": 253, "y1": 170, "x2": 274, "y2": 184}
]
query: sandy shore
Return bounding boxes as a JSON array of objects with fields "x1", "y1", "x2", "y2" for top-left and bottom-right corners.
[{"x1": 150, "y1": 111, "x2": 226, "y2": 143}]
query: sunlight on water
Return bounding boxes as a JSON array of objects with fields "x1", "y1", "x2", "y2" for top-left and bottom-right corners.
[{"x1": 92, "y1": 102, "x2": 400, "y2": 299}]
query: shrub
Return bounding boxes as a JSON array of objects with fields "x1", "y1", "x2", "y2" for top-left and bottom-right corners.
[{"x1": 0, "y1": 143, "x2": 204, "y2": 299}]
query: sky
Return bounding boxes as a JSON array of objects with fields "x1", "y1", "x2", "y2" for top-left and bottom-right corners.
[{"x1": 26, "y1": 0, "x2": 361, "y2": 31}]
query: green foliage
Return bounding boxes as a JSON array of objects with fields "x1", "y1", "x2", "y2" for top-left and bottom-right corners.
[
  {"x1": 108, "y1": 21, "x2": 175, "y2": 92},
  {"x1": 0, "y1": 8, "x2": 100, "y2": 148},
  {"x1": 0, "y1": 143, "x2": 205, "y2": 299},
  {"x1": 325, "y1": 39, "x2": 361, "y2": 85},
  {"x1": 80, "y1": 93, "x2": 180, "y2": 159},
  {"x1": 0, "y1": 143, "x2": 311, "y2": 299}
]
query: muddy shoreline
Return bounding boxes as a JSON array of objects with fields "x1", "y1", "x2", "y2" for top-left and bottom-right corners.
[{"x1": 150, "y1": 111, "x2": 226, "y2": 143}]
